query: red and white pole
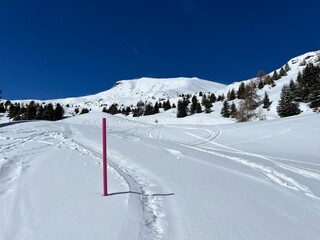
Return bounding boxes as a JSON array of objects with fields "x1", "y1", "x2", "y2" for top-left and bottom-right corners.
[{"x1": 102, "y1": 118, "x2": 108, "y2": 196}]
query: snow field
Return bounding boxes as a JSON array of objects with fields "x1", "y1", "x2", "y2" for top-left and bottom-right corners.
[{"x1": 0, "y1": 112, "x2": 320, "y2": 239}]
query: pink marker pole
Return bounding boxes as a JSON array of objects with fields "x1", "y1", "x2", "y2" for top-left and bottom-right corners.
[{"x1": 102, "y1": 118, "x2": 108, "y2": 196}]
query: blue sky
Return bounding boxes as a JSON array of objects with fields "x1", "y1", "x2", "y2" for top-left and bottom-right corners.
[{"x1": 1, "y1": 0, "x2": 320, "y2": 100}]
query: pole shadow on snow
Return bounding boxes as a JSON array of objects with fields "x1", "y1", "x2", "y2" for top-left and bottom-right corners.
[{"x1": 108, "y1": 191, "x2": 175, "y2": 197}]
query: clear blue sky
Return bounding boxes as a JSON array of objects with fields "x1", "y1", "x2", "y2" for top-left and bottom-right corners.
[{"x1": 1, "y1": 0, "x2": 320, "y2": 100}]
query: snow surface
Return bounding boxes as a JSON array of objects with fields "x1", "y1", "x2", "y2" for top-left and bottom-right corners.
[{"x1": 1, "y1": 112, "x2": 319, "y2": 240}]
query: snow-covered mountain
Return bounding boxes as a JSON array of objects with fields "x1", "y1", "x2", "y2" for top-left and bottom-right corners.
[{"x1": 3, "y1": 50, "x2": 320, "y2": 124}]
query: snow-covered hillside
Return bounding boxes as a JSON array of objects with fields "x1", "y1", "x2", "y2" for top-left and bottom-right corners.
[
  {"x1": 4, "y1": 51, "x2": 319, "y2": 123},
  {"x1": 1, "y1": 112, "x2": 319, "y2": 240}
]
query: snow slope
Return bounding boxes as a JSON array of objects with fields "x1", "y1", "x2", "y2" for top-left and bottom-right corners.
[
  {"x1": 4, "y1": 50, "x2": 319, "y2": 124},
  {"x1": 1, "y1": 112, "x2": 319, "y2": 239}
]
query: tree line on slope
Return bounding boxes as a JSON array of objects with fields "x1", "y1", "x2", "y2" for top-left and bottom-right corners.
[{"x1": 4, "y1": 101, "x2": 64, "y2": 121}]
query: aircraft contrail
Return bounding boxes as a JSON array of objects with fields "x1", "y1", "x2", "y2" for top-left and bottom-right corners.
[{"x1": 124, "y1": 41, "x2": 139, "y2": 55}]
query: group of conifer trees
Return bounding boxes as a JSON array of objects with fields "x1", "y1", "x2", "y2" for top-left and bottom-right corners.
[
  {"x1": 277, "y1": 63, "x2": 320, "y2": 117},
  {"x1": 6, "y1": 101, "x2": 64, "y2": 121},
  {"x1": 103, "y1": 99, "x2": 175, "y2": 117}
]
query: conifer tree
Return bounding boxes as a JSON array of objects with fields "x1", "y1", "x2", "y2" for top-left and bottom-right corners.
[
  {"x1": 202, "y1": 98, "x2": 212, "y2": 113},
  {"x1": 237, "y1": 82, "x2": 246, "y2": 99},
  {"x1": 262, "y1": 92, "x2": 272, "y2": 109},
  {"x1": 25, "y1": 101, "x2": 37, "y2": 120},
  {"x1": 36, "y1": 105, "x2": 44, "y2": 120},
  {"x1": 144, "y1": 103, "x2": 154, "y2": 116},
  {"x1": 285, "y1": 63, "x2": 291, "y2": 72},
  {"x1": 258, "y1": 80, "x2": 264, "y2": 89},
  {"x1": 220, "y1": 100, "x2": 230, "y2": 118},
  {"x1": 272, "y1": 71, "x2": 280, "y2": 81},
  {"x1": 209, "y1": 93, "x2": 216, "y2": 103},
  {"x1": 279, "y1": 67, "x2": 287, "y2": 77},
  {"x1": 177, "y1": 99, "x2": 188, "y2": 118},
  {"x1": 53, "y1": 103, "x2": 64, "y2": 120},
  {"x1": 164, "y1": 99, "x2": 171, "y2": 111},
  {"x1": 108, "y1": 103, "x2": 118, "y2": 115},
  {"x1": 43, "y1": 103, "x2": 55, "y2": 120},
  {"x1": 227, "y1": 89, "x2": 236, "y2": 101},
  {"x1": 196, "y1": 102, "x2": 202, "y2": 113},
  {"x1": 191, "y1": 95, "x2": 198, "y2": 114},
  {"x1": 230, "y1": 102, "x2": 237, "y2": 118},
  {"x1": 154, "y1": 102, "x2": 159, "y2": 114},
  {"x1": 277, "y1": 85, "x2": 300, "y2": 117}
]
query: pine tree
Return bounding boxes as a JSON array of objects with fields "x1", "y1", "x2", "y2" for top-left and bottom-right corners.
[
  {"x1": 272, "y1": 71, "x2": 280, "y2": 81},
  {"x1": 177, "y1": 99, "x2": 188, "y2": 118},
  {"x1": 144, "y1": 103, "x2": 154, "y2": 116},
  {"x1": 262, "y1": 92, "x2": 272, "y2": 109},
  {"x1": 191, "y1": 95, "x2": 198, "y2": 114},
  {"x1": 25, "y1": 101, "x2": 37, "y2": 120},
  {"x1": 220, "y1": 100, "x2": 230, "y2": 118},
  {"x1": 258, "y1": 80, "x2": 264, "y2": 89},
  {"x1": 43, "y1": 103, "x2": 55, "y2": 120},
  {"x1": 228, "y1": 89, "x2": 236, "y2": 100},
  {"x1": 285, "y1": 63, "x2": 291, "y2": 72},
  {"x1": 53, "y1": 103, "x2": 64, "y2": 120},
  {"x1": 80, "y1": 108, "x2": 90, "y2": 115},
  {"x1": 108, "y1": 103, "x2": 118, "y2": 115},
  {"x1": 196, "y1": 102, "x2": 202, "y2": 113},
  {"x1": 230, "y1": 102, "x2": 237, "y2": 118},
  {"x1": 277, "y1": 85, "x2": 300, "y2": 117},
  {"x1": 279, "y1": 67, "x2": 287, "y2": 77},
  {"x1": 154, "y1": 102, "x2": 159, "y2": 114},
  {"x1": 125, "y1": 106, "x2": 131, "y2": 116},
  {"x1": 237, "y1": 82, "x2": 246, "y2": 99},
  {"x1": 202, "y1": 98, "x2": 212, "y2": 113},
  {"x1": 164, "y1": 99, "x2": 171, "y2": 111},
  {"x1": 209, "y1": 93, "x2": 216, "y2": 103},
  {"x1": 36, "y1": 105, "x2": 44, "y2": 120}
]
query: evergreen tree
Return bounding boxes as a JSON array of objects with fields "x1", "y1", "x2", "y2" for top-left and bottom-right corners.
[
  {"x1": 36, "y1": 105, "x2": 44, "y2": 120},
  {"x1": 43, "y1": 103, "x2": 55, "y2": 120},
  {"x1": 262, "y1": 92, "x2": 272, "y2": 109},
  {"x1": 285, "y1": 63, "x2": 291, "y2": 72},
  {"x1": 163, "y1": 99, "x2": 171, "y2": 111},
  {"x1": 25, "y1": 101, "x2": 37, "y2": 120},
  {"x1": 295, "y1": 63, "x2": 320, "y2": 103},
  {"x1": 4, "y1": 100, "x2": 11, "y2": 110},
  {"x1": 176, "y1": 99, "x2": 188, "y2": 118},
  {"x1": 202, "y1": 98, "x2": 212, "y2": 113},
  {"x1": 220, "y1": 100, "x2": 230, "y2": 118},
  {"x1": 196, "y1": 102, "x2": 202, "y2": 113},
  {"x1": 80, "y1": 108, "x2": 90, "y2": 115},
  {"x1": 209, "y1": 93, "x2": 216, "y2": 103},
  {"x1": 237, "y1": 82, "x2": 246, "y2": 99},
  {"x1": 230, "y1": 102, "x2": 237, "y2": 118},
  {"x1": 154, "y1": 102, "x2": 159, "y2": 114},
  {"x1": 277, "y1": 85, "x2": 300, "y2": 117},
  {"x1": 74, "y1": 108, "x2": 79, "y2": 115},
  {"x1": 258, "y1": 80, "x2": 264, "y2": 89},
  {"x1": 272, "y1": 71, "x2": 280, "y2": 81},
  {"x1": 229, "y1": 89, "x2": 236, "y2": 100},
  {"x1": 53, "y1": 103, "x2": 64, "y2": 120},
  {"x1": 190, "y1": 95, "x2": 198, "y2": 114},
  {"x1": 172, "y1": 103, "x2": 176, "y2": 108},
  {"x1": 0, "y1": 103, "x2": 5, "y2": 113},
  {"x1": 279, "y1": 67, "x2": 287, "y2": 77},
  {"x1": 108, "y1": 103, "x2": 118, "y2": 115},
  {"x1": 144, "y1": 103, "x2": 154, "y2": 116},
  {"x1": 125, "y1": 106, "x2": 131, "y2": 116},
  {"x1": 8, "y1": 104, "x2": 18, "y2": 119}
]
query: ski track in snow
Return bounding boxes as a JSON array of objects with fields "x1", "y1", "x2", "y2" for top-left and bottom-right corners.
[
  {"x1": 183, "y1": 129, "x2": 320, "y2": 200},
  {"x1": 0, "y1": 123, "x2": 165, "y2": 240},
  {"x1": 61, "y1": 124, "x2": 166, "y2": 240}
]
